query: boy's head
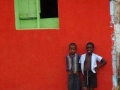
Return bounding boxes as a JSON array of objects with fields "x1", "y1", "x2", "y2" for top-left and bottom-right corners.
[
  {"x1": 86, "y1": 42, "x2": 94, "y2": 54},
  {"x1": 69, "y1": 43, "x2": 77, "y2": 55}
]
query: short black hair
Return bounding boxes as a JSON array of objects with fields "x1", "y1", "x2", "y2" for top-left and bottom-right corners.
[
  {"x1": 86, "y1": 42, "x2": 94, "y2": 48},
  {"x1": 69, "y1": 43, "x2": 77, "y2": 49}
]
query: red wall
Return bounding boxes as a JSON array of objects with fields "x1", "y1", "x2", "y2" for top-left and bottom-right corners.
[{"x1": 0, "y1": 0, "x2": 113, "y2": 90}]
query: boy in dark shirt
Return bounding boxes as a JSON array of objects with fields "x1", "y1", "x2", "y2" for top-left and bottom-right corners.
[
  {"x1": 66, "y1": 43, "x2": 81, "y2": 90},
  {"x1": 79, "y1": 42, "x2": 107, "y2": 90}
]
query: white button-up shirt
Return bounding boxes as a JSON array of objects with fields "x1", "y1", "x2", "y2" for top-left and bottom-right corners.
[{"x1": 79, "y1": 53, "x2": 102, "y2": 74}]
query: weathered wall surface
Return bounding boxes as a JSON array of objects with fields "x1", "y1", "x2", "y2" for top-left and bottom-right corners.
[
  {"x1": 115, "y1": 0, "x2": 120, "y2": 24},
  {"x1": 0, "y1": 0, "x2": 112, "y2": 90},
  {"x1": 114, "y1": 0, "x2": 120, "y2": 89}
]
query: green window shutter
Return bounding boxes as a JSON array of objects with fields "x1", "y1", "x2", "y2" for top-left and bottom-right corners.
[{"x1": 18, "y1": 0, "x2": 37, "y2": 19}]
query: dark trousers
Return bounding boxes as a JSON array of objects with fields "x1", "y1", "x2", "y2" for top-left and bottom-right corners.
[
  {"x1": 83, "y1": 71, "x2": 97, "y2": 88},
  {"x1": 68, "y1": 74, "x2": 80, "y2": 90}
]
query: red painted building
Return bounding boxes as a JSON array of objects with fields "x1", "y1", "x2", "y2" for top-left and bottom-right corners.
[{"x1": 0, "y1": 0, "x2": 113, "y2": 90}]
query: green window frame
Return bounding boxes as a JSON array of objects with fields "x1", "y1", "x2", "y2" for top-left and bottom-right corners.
[{"x1": 14, "y1": 0, "x2": 59, "y2": 30}]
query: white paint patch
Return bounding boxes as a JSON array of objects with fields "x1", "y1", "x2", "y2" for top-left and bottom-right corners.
[{"x1": 112, "y1": 33, "x2": 117, "y2": 89}]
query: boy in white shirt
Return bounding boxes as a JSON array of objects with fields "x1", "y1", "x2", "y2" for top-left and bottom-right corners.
[{"x1": 79, "y1": 42, "x2": 107, "y2": 90}]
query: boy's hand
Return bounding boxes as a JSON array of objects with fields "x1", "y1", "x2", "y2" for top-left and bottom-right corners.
[{"x1": 68, "y1": 70, "x2": 73, "y2": 75}]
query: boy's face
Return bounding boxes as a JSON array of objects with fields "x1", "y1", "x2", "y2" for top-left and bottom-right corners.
[
  {"x1": 69, "y1": 45, "x2": 76, "y2": 55},
  {"x1": 86, "y1": 44, "x2": 94, "y2": 54}
]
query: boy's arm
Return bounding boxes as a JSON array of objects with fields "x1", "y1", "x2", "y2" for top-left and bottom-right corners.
[
  {"x1": 66, "y1": 57, "x2": 69, "y2": 71},
  {"x1": 95, "y1": 58, "x2": 107, "y2": 70},
  {"x1": 66, "y1": 57, "x2": 73, "y2": 74}
]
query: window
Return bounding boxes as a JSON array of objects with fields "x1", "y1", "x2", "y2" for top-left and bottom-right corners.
[{"x1": 14, "y1": 0, "x2": 59, "y2": 30}]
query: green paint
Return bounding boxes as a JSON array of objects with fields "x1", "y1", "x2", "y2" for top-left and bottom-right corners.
[
  {"x1": 14, "y1": 0, "x2": 59, "y2": 30},
  {"x1": 18, "y1": 0, "x2": 37, "y2": 18},
  {"x1": 20, "y1": 20, "x2": 37, "y2": 29},
  {"x1": 36, "y1": 0, "x2": 40, "y2": 28},
  {"x1": 14, "y1": 0, "x2": 20, "y2": 29},
  {"x1": 40, "y1": 18, "x2": 59, "y2": 28}
]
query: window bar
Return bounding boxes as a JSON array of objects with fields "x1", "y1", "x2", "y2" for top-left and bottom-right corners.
[
  {"x1": 14, "y1": 0, "x2": 20, "y2": 29},
  {"x1": 36, "y1": 0, "x2": 40, "y2": 28}
]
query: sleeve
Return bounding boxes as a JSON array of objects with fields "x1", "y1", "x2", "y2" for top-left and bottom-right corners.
[
  {"x1": 96, "y1": 54, "x2": 103, "y2": 62},
  {"x1": 66, "y1": 56, "x2": 72, "y2": 71},
  {"x1": 66, "y1": 57, "x2": 69, "y2": 71}
]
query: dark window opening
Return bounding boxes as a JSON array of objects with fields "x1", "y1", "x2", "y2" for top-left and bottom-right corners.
[{"x1": 40, "y1": 0, "x2": 58, "y2": 18}]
